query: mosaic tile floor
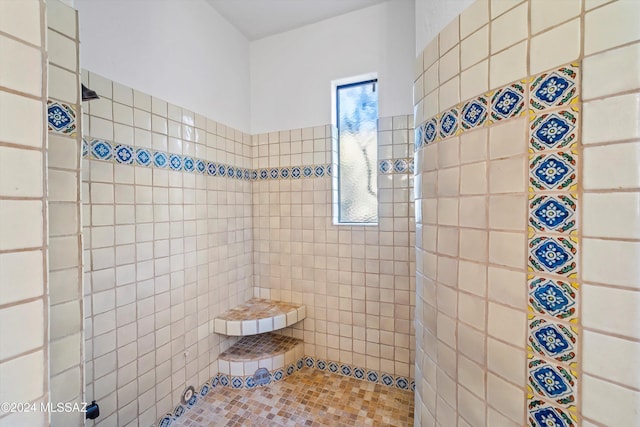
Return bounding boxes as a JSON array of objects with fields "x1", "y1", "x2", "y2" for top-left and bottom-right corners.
[{"x1": 172, "y1": 368, "x2": 414, "y2": 427}]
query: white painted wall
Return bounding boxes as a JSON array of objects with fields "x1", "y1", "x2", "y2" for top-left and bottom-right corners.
[
  {"x1": 415, "y1": 0, "x2": 473, "y2": 54},
  {"x1": 76, "y1": 0, "x2": 251, "y2": 132},
  {"x1": 250, "y1": 0, "x2": 415, "y2": 134}
]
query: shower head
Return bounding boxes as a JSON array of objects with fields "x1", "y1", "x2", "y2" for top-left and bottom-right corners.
[{"x1": 81, "y1": 84, "x2": 100, "y2": 101}]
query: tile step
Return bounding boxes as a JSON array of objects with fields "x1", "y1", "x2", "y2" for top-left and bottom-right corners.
[
  {"x1": 218, "y1": 333, "x2": 304, "y2": 378},
  {"x1": 213, "y1": 298, "x2": 306, "y2": 336}
]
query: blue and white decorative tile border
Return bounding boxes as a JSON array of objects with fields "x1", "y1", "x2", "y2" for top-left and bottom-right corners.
[
  {"x1": 83, "y1": 136, "x2": 332, "y2": 181},
  {"x1": 47, "y1": 100, "x2": 77, "y2": 136},
  {"x1": 413, "y1": 64, "x2": 579, "y2": 152},
  {"x1": 305, "y1": 356, "x2": 415, "y2": 392},
  {"x1": 155, "y1": 356, "x2": 414, "y2": 426},
  {"x1": 526, "y1": 63, "x2": 580, "y2": 426},
  {"x1": 415, "y1": 63, "x2": 581, "y2": 427},
  {"x1": 378, "y1": 158, "x2": 414, "y2": 175}
]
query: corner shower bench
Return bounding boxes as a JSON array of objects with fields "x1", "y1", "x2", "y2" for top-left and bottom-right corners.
[{"x1": 213, "y1": 298, "x2": 306, "y2": 388}]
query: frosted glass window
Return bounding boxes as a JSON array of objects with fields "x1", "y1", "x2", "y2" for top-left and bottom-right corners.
[{"x1": 336, "y1": 80, "x2": 378, "y2": 224}]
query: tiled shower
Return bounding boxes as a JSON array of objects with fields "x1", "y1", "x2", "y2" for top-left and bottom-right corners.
[{"x1": 0, "y1": 0, "x2": 639, "y2": 426}]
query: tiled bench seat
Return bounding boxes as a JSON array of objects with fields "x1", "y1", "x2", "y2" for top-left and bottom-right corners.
[
  {"x1": 217, "y1": 333, "x2": 304, "y2": 380},
  {"x1": 213, "y1": 298, "x2": 306, "y2": 336}
]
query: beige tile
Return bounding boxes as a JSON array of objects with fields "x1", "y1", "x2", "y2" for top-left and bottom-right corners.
[
  {"x1": 0, "y1": 34, "x2": 42, "y2": 97},
  {"x1": 461, "y1": 25, "x2": 489, "y2": 70},
  {"x1": 531, "y1": 0, "x2": 582, "y2": 34},
  {"x1": 488, "y1": 266, "x2": 525, "y2": 307},
  {"x1": 585, "y1": 0, "x2": 640, "y2": 55},
  {"x1": 489, "y1": 118, "x2": 526, "y2": 159},
  {"x1": 486, "y1": 372, "x2": 524, "y2": 423},
  {"x1": 490, "y1": 0, "x2": 524, "y2": 18},
  {"x1": 584, "y1": 93, "x2": 640, "y2": 144},
  {"x1": 438, "y1": 76, "x2": 460, "y2": 110},
  {"x1": 0, "y1": 91, "x2": 43, "y2": 148},
  {"x1": 487, "y1": 337, "x2": 525, "y2": 385},
  {"x1": 437, "y1": 198, "x2": 459, "y2": 226},
  {"x1": 0, "y1": 350, "x2": 44, "y2": 403},
  {"x1": 489, "y1": 156, "x2": 525, "y2": 193},
  {"x1": 47, "y1": 0, "x2": 76, "y2": 39},
  {"x1": 489, "y1": 194, "x2": 525, "y2": 231},
  {"x1": 458, "y1": 355, "x2": 485, "y2": 398},
  {"x1": 460, "y1": 162, "x2": 487, "y2": 195},
  {"x1": 459, "y1": 229, "x2": 488, "y2": 262},
  {"x1": 0, "y1": 200, "x2": 43, "y2": 250},
  {"x1": 460, "y1": 60, "x2": 489, "y2": 101},
  {"x1": 440, "y1": 45, "x2": 460, "y2": 84},
  {"x1": 439, "y1": 17, "x2": 459, "y2": 55},
  {"x1": 0, "y1": 0, "x2": 41, "y2": 45},
  {"x1": 458, "y1": 292, "x2": 486, "y2": 329},
  {"x1": 491, "y1": 3, "x2": 527, "y2": 54},
  {"x1": 49, "y1": 235, "x2": 79, "y2": 271},
  {"x1": 458, "y1": 260, "x2": 487, "y2": 297},
  {"x1": 48, "y1": 134, "x2": 78, "y2": 170},
  {"x1": 490, "y1": 41, "x2": 527, "y2": 89},
  {"x1": 582, "y1": 238, "x2": 640, "y2": 288},
  {"x1": 423, "y1": 37, "x2": 439, "y2": 70},
  {"x1": 49, "y1": 65, "x2": 78, "y2": 104},
  {"x1": 0, "y1": 300, "x2": 43, "y2": 359},
  {"x1": 424, "y1": 61, "x2": 439, "y2": 95},
  {"x1": 584, "y1": 43, "x2": 640, "y2": 100},
  {"x1": 584, "y1": 141, "x2": 640, "y2": 189},
  {"x1": 458, "y1": 323, "x2": 485, "y2": 363},
  {"x1": 489, "y1": 231, "x2": 524, "y2": 268},
  {"x1": 460, "y1": 0, "x2": 489, "y2": 39},
  {"x1": 47, "y1": 29, "x2": 76, "y2": 71},
  {"x1": 437, "y1": 227, "x2": 459, "y2": 257},
  {"x1": 88, "y1": 72, "x2": 113, "y2": 100},
  {"x1": 583, "y1": 330, "x2": 640, "y2": 389},
  {"x1": 438, "y1": 137, "x2": 460, "y2": 168},
  {"x1": 0, "y1": 250, "x2": 43, "y2": 305},
  {"x1": 583, "y1": 284, "x2": 640, "y2": 339},
  {"x1": 530, "y1": 19, "x2": 581, "y2": 75},
  {"x1": 460, "y1": 128, "x2": 488, "y2": 164},
  {"x1": 438, "y1": 167, "x2": 460, "y2": 196},
  {"x1": 583, "y1": 192, "x2": 640, "y2": 239},
  {"x1": 0, "y1": 146, "x2": 42, "y2": 197},
  {"x1": 582, "y1": 374, "x2": 640, "y2": 426},
  {"x1": 459, "y1": 196, "x2": 487, "y2": 228}
]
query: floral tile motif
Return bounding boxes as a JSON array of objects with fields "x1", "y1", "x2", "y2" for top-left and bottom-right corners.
[
  {"x1": 379, "y1": 160, "x2": 392, "y2": 174},
  {"x1": 439, "y1": 108, "x2": 458, "y2": 139},
  {"x1": 280, "y1": 167, "x2": 290, "y2": 179},
  {"x1": 291, "y1": 166, "x2": 301, "y2": 179},
  {"x1": 47, "y1": 101, "x2": 76, "y2": 135},
  {"x1": 393, "y1": 159, "x2": 408, "y2": 173},
  {"x1": 114, "y1": 144, "x2": 134, "y2": 165},
  {"x1": 528, "y1": 400, "x2": 576, "y2": 427},
  {"x1": 528, "y1": 276, "x2": 578, "y2": 321},
  {"x1": 530, "y1": 152, "x2": 577, "y2": 192},
  {"x1": 491, "y1": 82, "x2": 525, "y2": 121},
  {"x1": 528, "y1": 357, "x2": 577, "y2": 408},
  {"x1": 136, "y1": 148, "x2": 152, "y2": 166},
  {"x1": 461, "y1": 96, "x2": 488, "y2": 130},
  {"x1": 169, "y1": 154, "x2": 182, "y2": 171},
  {"x1": 207, "y1": 162, "x2": 217, "y2": 176},
  {"x1": 530, "y1": 64, "x2": 579, "y2": 112},
  {"x1": 196, "y1": 159, "x2": 206, "y2": 173},
  {"x1": 530, "y1": 108, "x2": 578, "y2": 152},
  {"x1": 90, "y1": 139, "x2": 112, "y2": 161},
  {"x1": 528, "y1": 317, "x2": 577, "y2": 364},
  {"x1": 314, "y1": 165, "x2": 325, "y2": 177},
  {"x1": 529, "y1": 194, "x2": 577, "y2": 234},
  {"x1": 423, "y1": 117, "x2": 438, "y2": 145},
  {"x1": 529, "y1": 236, "x2": 577, "y2": 276},
  {"x1": 154, "y1": 151, "x2": 168, "y2": 168},
  {"x1": 183, "y1": 157, "x2": 194, "y2": 172}
]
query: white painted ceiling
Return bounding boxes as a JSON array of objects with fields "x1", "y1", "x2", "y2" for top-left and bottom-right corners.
[{"x1": 207, "y1": 0, "x2": 389, "y2": 41}]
